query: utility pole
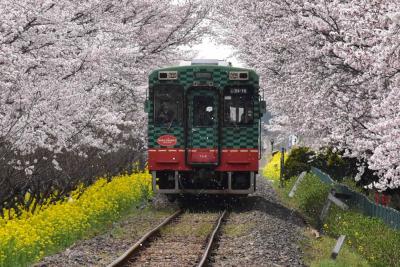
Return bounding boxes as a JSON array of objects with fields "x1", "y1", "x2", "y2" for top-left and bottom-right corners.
[
  {"x1": 270, "y1": 140, "x2": 274, "y2": 154},
  {"x1": 279, "y1": 147, "x2": 285, "y2": 188}
]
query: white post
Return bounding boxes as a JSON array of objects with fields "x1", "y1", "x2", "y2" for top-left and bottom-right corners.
[
  {"x1": 288, "y1": 171, "x2": 307, "y2": 198},
  {"x1": 331, "y1": 235, "x2": 346, "y2": 259}
]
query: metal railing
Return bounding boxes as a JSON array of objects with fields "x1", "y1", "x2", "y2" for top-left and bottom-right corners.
[{"x1": 311, "y1": 167, "x2": 400, "y2": 229}]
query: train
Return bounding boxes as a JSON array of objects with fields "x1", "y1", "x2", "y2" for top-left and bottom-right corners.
[{"x1": 145, "y1": 59, "x2": 266, "y2": 199}]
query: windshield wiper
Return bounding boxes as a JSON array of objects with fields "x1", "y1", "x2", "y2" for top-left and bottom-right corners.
[{"x1": 167, "y1": 117, "x2": 175, "y2": 130}]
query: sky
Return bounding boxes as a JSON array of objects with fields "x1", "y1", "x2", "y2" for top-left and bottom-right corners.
[{"x1": 181, "y1": 37, "x2": 244, "y2": 67}]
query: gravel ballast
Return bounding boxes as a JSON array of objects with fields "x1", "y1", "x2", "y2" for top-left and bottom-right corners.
[
  {"x1": 36, "y1": 167, "x2": 306, "y2": 266},
  {"x1": 210, "y1": 175, "x2": 306, "y2": 267},
  {"x1": 35, "y1": 208, "x2": 177, "y2": 267}
]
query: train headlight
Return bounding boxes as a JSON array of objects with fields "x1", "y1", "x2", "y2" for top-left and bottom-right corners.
[
  {"x1": 158, "y1": 71, "x2": 178, "y2": 80},
  {"x1": 229, "y1": 71, "x2": 249, "y2": 80}
]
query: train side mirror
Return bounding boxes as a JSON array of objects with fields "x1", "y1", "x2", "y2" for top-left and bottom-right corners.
[
  {"x1": 260, "y1": 100, "x2": 266, "y2": 114},
  {"x1": 144, "y1": 99, "x2": 150, "y2": 113}
]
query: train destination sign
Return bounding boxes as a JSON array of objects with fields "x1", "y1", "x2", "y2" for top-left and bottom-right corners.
[
  {"x1": 157, "y1": 135, "x2": 177, "y2": 147},
  {"x1": 194, "y1": 72, "x2": 213, "y2": 80}
]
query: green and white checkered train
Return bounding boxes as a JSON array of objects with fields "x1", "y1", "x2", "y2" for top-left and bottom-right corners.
[{"x1": 145, "y1": 59, "x2": 266, "y2": 198}]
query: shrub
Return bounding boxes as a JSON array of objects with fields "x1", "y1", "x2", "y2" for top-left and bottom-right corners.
[
  {"x1": 313, "y1": 147, "x2": 358, "y2": 182},
  {"x1": 283, "y1": 147, "x2": 314, "y2": 179}
]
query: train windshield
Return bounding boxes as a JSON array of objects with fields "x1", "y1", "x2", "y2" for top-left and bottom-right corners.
[
  {"x1": 193, "y1": 95, "x2": 215, "y2": 127},
  {"x1": 224, "y1": 87, "x2": 253, "y2": 125},
  {"x1": 154, "y1": 86, "x2": 183, "y2": 127}
]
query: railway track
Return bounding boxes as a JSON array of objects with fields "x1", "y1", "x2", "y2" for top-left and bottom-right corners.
[{"x1": 108, "y1": 209, "x2": 227, "y2": 267}]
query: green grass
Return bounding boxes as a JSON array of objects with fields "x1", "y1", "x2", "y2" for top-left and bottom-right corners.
[
  {"x1": 267, "y1": 171, "x2": 400, "y2": 267},
  {"x1": 160, "y1": 213, "x2": 216, "y2": 238},
  {"x1": 301, "y1": 229, "x2": 370, "y2": 267},
  {"x1": 223, "y1": 222, "x2": 254, "y2": 237},
  {"x1": 325, "y1": 207, "x2": 400, "y2": 267},
  {"x1": 274, "y1": 173, "x2": 330, "y2": 226}
]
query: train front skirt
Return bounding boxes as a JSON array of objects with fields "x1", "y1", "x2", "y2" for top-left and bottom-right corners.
[{"x1": 151, "y1": 170, "x2": 256, "y2": 195}]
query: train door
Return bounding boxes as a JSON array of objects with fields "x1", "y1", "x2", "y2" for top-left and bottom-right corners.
[{"x1": 187, "y1": 88, "x2": 219, "y2": 165}]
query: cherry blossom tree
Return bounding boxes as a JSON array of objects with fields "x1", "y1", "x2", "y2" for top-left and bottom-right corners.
[
  {"x1": 216, "y1": 0, "x2": 400, "y2": 190},
  {"x1": 0, "y1": 0, "x2": 210, "y2": 211}
]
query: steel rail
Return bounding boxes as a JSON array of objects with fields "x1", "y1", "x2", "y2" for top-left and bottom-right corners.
[
  {"x1": 197, "y1": 209, "x2": 227, "y2": 267},
  {"x1": 107, "y1": 209, "x2": 182, "y2": 267}
]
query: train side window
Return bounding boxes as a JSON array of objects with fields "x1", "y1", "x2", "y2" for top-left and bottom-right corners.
[
  {"x1": 193, "y1": 95, "x2": 215, "y2": 127},
  {"x1": 224, "y1": 88, "x2": 253, "y2": 125},
  {"x1": 154, "y1": 86, "x2": 183, "y2": 127}
]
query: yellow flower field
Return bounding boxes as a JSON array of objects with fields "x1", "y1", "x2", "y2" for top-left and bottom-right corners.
[
  {"x1": 263, "y1": 151, "x2": 288, "y2": 182},
  {"x1": 0, "y1": 172, "x2": 152, "y2": 267}
]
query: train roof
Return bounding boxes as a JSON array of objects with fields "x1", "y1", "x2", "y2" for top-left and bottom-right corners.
[{"x1": 148, "y1": 64, "x2": 259, "y2": 80}]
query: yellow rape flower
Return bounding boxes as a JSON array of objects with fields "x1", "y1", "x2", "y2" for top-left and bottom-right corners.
[
  {"x1": 0, "y1": 170, "x2": 152, "y2": 267},
  {"x1": 263, "y1": 152, "x2": 288, "y2": 182}
]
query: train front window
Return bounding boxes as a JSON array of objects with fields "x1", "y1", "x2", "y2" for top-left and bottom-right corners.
[
  {"x1": 193, "y1": 95, "x2": 215, "y2": 127},
  {"x1": 154, "y1": 86, "x2": 183, "y2": 127},
  {"x1": 224, "y1": 87, "x2": 253, "y2": 125}
]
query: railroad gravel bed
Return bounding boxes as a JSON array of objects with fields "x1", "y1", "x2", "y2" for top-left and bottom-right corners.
[
  {"x1": 210, "y1": 175, "x2": 306, "y2": 267},
  {"x1": 35, "y1": 173, "x2": 306, "y2": 267},
  {"x1": 35, "y1": 207, "x2": 177, "y2": 267}
]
